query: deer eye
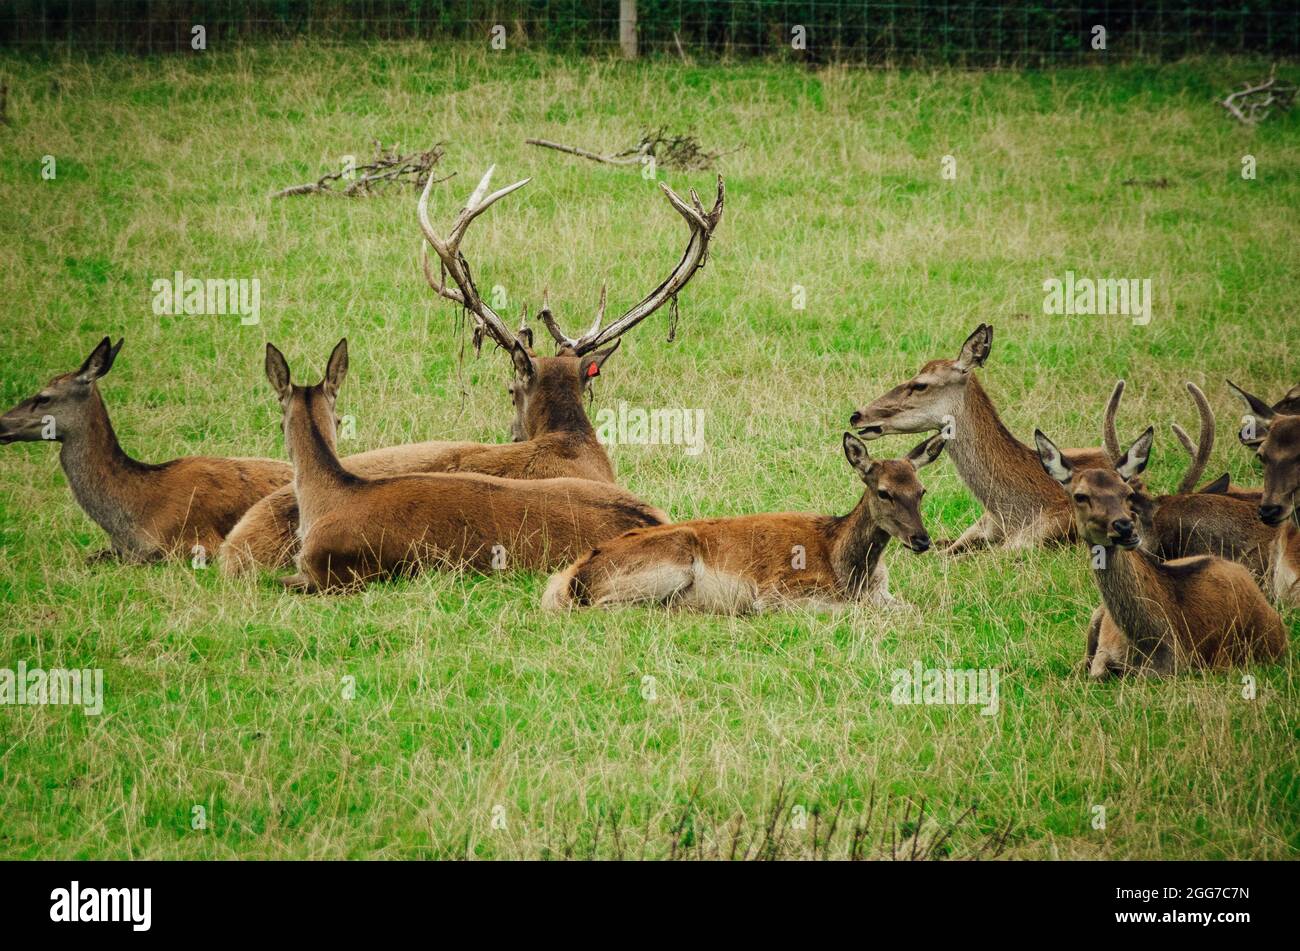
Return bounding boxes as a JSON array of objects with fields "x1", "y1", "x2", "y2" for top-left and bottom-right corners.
[
  {"x1": 1073, "y1": 493, "x2": 1089, "y2": 504},
  {"x1": 877, "y1": 490, "x2": 892, "y2": 501},
  {"x1": 32, "y1": 395, "x2": 50, "y2": 408},
  {"x1": 911, "y1": 382, "x2": 927, "y2": 392}
]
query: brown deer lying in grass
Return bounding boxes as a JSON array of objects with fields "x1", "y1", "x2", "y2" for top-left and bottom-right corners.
[
  {"x1": 266, "y1": 339, "x2": 668, "y2": 593},
  {"x1": 1228, "y1": 380, "x2": 1300, "y2": 604},
  {"x1": 1035, "y1": 427, "x2": 1286, "y2": 678},
  {"x1": 220, "y1": 165, "x2": 724, "y2": 576},
  {"x1": 849, "y1": 324, "x2": 1113, "y2": 553},
  {"x1": 542, "y1": 432, "x2": 945, "y2": 613},
  {"x1": 0, "y1": 337, "x2": 291, "y2": 562},
  {"x1": 1103, "y1": 381, "x2": 1276, "y2": 579}
]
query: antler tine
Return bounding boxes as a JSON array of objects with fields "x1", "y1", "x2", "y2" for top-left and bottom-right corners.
[
  {"x1": 566, "y1": 174, "x2": 725, "y2": 356},
  {"x1": 1174, "y1": 381, "x2": 1215, "y2": 494},
  {"x1": 584, "y1": 281, "x2": 608, "y2": 340},
  {"x1": 420, "y1": 244, "x2": 464, "y2": 305},
  {"x1": 466, "y1": 165, "x2": 497, "y2": 211},
  {"x1": 416, "y1": 166, "x2": 526, "y2": 353},
  {"x1": 518, "y1": 303, "x2": 529, "y2": 334},
  {"x1": 449, "y1": 172, "x2": 531, "y2": 249},
  {"x1": 1102, "y1": 379, "x2": 1125, "y2": 463},
  {"x1": 539, "y1": 307, "x2": 577, "y2": 350}
]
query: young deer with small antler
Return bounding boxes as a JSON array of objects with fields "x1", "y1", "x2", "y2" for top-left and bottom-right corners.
[
  {"x1": 1103, "y1": 381, "x2": 1276, "y2": 579},
  {"x1": 0, "y1": 338, "x2": 292, "y2": 562},
  {"x1": 266, "y1": 339, "x2": 668, "y2": 592},
  {"x1": 220, "y1": 165, "x2": 723, "y2": 576},
  {"x1": 1227, "y1": 379, "x2": 1300, "y2": 604},
  {"x1": 848, "y1": 325, "x2": 1113, "y2": 553},
  {"x1": 542, "y1": 432, "x2": 945, "y2": 613},
  {"x1": 1035, "y1": 428, "x2": 1286, "y2": 679}
]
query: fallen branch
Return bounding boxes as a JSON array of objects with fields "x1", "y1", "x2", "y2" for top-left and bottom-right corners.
[
  {"x1": 524, "y1": 138, "x2": 642, "y2": 166},
  {"x1": 1219, "y1": 66, "x2": 1296, "y2": 125},
  {"x1": 272, "y1": 140, "x2": 448, "y2": 198},
  {"x1": 527, "y1": 127, "x2": 741, "y2": 170}
]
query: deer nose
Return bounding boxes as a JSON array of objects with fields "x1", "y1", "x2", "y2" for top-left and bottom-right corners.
[
  {"x1": 1259, "y1": 503, "x2": 1284, "y2": 524},
  {"x1": 1111, "y1": 518, "x2": 1134, "y2": 535},
  {"x1": 910, "y1": 533, "x2": 931, "y2": 553},
  {"x1": 849, "y1": 410, "x2": 865, "y2": 428}
]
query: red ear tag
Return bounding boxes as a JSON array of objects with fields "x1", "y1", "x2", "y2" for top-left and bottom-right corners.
[{"x1": 586, "y1": 362, "x2": 600, "y2": 378}]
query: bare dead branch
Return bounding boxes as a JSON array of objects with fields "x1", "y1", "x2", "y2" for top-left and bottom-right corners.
[
  {"x1": 1219, "y1": 66, "x2": 1297, "y2": 125},
  {"x1": 272, "y1": 140, "x2": 448, "y2": 199},
  {"x1": 528, "y1": 128, "x2": 741, "y2": 171}
]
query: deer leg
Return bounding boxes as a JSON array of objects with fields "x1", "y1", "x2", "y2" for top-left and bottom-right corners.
[
  {"x1": 1002, "y1": 510, "x2": 1070, "y2": 550},
  {"x1": 1083, "y1": 605, "x2": 1104, "y2": 673},
  {"x1": 278, "y1": 572, "x2": 320, "y2": 594},
  {"x1": 942, "y1": 512, "x2": 1001, "y2": 556},
  {"x1": 587, "y1": 528, "x2": 702, "y2": 609},
  {"x1": 1089, "y1": 611, "x2": 1134, "y2": 680},
  {"x1": 864, "y1": 561, "x2": 906, "y2": 609}
]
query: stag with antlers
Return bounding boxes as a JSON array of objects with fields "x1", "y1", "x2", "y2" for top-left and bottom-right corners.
[{"x1": 220, "y1": 164, "x2": 724, "y2": 576}]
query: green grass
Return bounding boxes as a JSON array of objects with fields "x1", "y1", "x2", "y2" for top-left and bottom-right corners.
[{"x1": 1, "y1": 44, "x2": 1298, "y2": 859}]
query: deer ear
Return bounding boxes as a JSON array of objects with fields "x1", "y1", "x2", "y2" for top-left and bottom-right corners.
[
  {"x1": 265, "y1": 343, "x2": 292, "y2": 399},
  {"x1": 511, "y1": 339, "x2": 535, "y2": 383},
  {"x1": 74, "y1": 336, "x2": 122, "y2": 383},
  {"x1": 906, "y1": 433, "x2": 947, "y2": 471},
  {"x1": 843, "y1": 432, "x2": 875, "y2": 479},
  {"x1": 324, "y1": 338, "x2": 349, "y2": 398},
  {"x1": 579, "y1": 339, "x2": 621, "y2": 384},
  {"x1": 1034, "y1": 429, "x2": 1073, "y2": 485},
  {"x1": 1199, "y1": 472, "x2": 1231, "y2": 495},
  {"x1": 1116, "y1": 426, "x2": 1153, "y2": 481},
  {"x1": 955, "y1": 324, "x2": 992, "y2": 372},
  {"x1": 1226, "y1": 379, "x2": 1275, "y2": 422}
]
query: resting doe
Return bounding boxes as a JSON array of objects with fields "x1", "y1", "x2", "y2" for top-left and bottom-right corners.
[
  {"x1": 265, "y1": 339, "x2": 667, "y2": 592},
  {"x1": 0, "y1": 337, "x2": 290, "y2": 562},
  {"x1": 543, "y1": 432, "x2": 945, "y2": 613}
]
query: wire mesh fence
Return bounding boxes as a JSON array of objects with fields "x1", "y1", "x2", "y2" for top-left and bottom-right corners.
[{"x1": 2, "y1": 2, "x2": 1298, "y2": 65}]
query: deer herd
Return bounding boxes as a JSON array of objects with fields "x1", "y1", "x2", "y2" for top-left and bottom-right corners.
[{"x1": 1, "y1": 166, "x2": 1295, "y2": 681}]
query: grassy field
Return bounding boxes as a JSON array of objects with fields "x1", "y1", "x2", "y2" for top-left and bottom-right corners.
[{"x1": 1, "y1": 44, "x2": 1298, "y2": 859}]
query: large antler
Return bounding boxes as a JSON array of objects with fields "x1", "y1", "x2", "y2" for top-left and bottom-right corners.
[
  {"x1": 1170, "y1": 382, "x2": 1214, "y2": 494},
  {"x1": 418, "y1": 165, "x2": 530, "y2": 353},
  {"x1": 539, "y1": 175, "x2": 725, "y2": 356}
]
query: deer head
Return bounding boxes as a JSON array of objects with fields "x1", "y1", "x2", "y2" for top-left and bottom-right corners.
[
  {"x1": 1227, "y1": 379, "x2": 1300, "y2": 449},
  {"x1": 0, "y1": 336, "x2": 123, "y2": 444},
  {"x1": 1037, "y1": 426, "x2": 1153, "y2": 548},
  {"x1": 849, "y1": 325, "x2": 992, "y2": 438},
  {"x1": 842, "y1": 431, "x2": 946, "y2": 552},
  {"x1": 265, "y1": 339, "x2": 349, "y2": 463},
  {"x1": 418, "y1": 165, "x2": 724, "y2": 442},
  {"x1": 1225, "y1": 380, "x2": 1300, "y2": 525}
]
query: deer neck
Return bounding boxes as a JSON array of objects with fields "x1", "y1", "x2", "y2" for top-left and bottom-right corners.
[
  {"x1": 947, "y1": 375, "x2": 1058, "y2": 514},
  {"x1": 58, "y1": 390, "x2": 153, "y2": 545},
  {"x1": 531, "y1": 386, "x2": 598, "y2": 442},
  {"x1": 1091, "y1": 544, "x2": 1174, "y2": 653},
  {"x1": 829, "y1": 495, "x2": 891, "y2": 597},
  {"x1": 288, "y1": 393, "x2": 357, "y2": 537}
]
